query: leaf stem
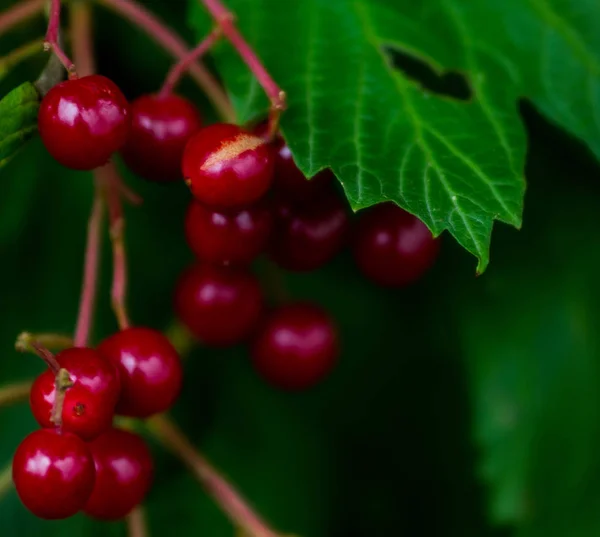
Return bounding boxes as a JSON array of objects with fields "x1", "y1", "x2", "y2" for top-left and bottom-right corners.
[
  {"x1": 45, "y1": 0, "x2": 77, "y2": 77},
  {"x1": 97, "y1": 162, "x2": 131, "y2": 331},
  {"x1": 158, "y1": 28, "x2": 222, "y2": 98},
  {"x1": 148, "y1": 415, "x2": 280, "y2": 537},
  {"x1": 0, "y1": 0, "x2": 44, "y2": 36},
  {"x1": 200, "y1": 0, "x2": 286, "y2": 135},
  {"x1": 127, "y1": 505, "x2": 149, "y2": 537},
  {"x1": 74, "y1": 179, "x2": 105, "y2": 347},
  {"x1": 0, "y1": 380, "x2": 33, "y2": 408},
  {"x1": 94, "y1": 0, "x2": 235, "y2": 122}
]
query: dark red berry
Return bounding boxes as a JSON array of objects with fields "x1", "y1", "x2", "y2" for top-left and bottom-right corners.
[
  {"x1": 38, "y1": 74, "x2": 130, "y2": 170},
  {"x1": 12, "y1": 429, "x2": 95, "y2": 520},
  {"x1": 269, "y1": 191, "x2": 349, "y2": 272},
  {"x1": 352, "y1": 202, "x2": 440, "y2": 287},
  {"x1": 29, "y1": 347, "x2": 120, "y2": 441},
  {"x1": 84, "y1": 428, "x2": 153, "y2": 521},
  {"x1": 251, "y1": 302, "x2": 339, "y2": 391},
  {"x1": 253, "y1": 122, "x2": 334, "y2": 202},
  {"x1": 121, "y1": 93, "x2": 201, "y2": 182},
  {"x1": 184, "y1": 199, "x2": 272, "y2": 265},
  {"x1": 174, "y1": 263, "x2": 263, "y2": 347},
  {"x1": 97, "y1": 327, "x2": 182, "y2": 418},
  {"x1": 182, "y1": 123, "x2": 275, "y2": 208}
]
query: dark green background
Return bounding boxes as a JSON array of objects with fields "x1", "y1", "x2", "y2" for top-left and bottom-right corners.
[{"x1": 1, "y1": 1, "x2": 599, "y2": 536}]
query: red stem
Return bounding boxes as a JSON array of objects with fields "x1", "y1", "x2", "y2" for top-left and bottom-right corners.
[
  {"x1": 45, "y1": 0, "x2": 77, "y2": 77},
  {"x1": 97, "y1": 163, "x2": 131, "y2": 331},
  {"x1": 0, "y1": 0, "x2": 44, "y2": 36},
  {"x1": 74, "y1": 180, "x2": 104, "y2": 347},
  {"x1": 70, "y1": 0, "x2": 96, "y2": 77},
  {"x1": 201, "y1": 0, "x2": 286, "y2": 135},
  {"x1": 95, "y1": 0, "x2": 235, "y2": 122},
  {"x1": 159, "y1": 29, "x2": 222, "y2": 98}
]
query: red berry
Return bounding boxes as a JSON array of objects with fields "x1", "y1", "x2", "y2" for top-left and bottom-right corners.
[
  {"x1": 29, "y1": 347, "x2": 120, "y2": 441},
  {"x1": 97, "y1": 327, "x2": 182, "y2": 418},
  {"x1": 352, "y1": 202, "x2": 440, "y2": 287},
  {"x1": 184, "y1": 199, "x2": 272, "y2": 265},
  {"x1": 174, "y1": 263, "x2": 263, "y2": 346},
  {"x1": 182, "y1": 123, "x2": 275, "y2": 208},
  {"x1": 269, "y1": 191, "x2": 349, "y2": 272},
  {"x1": 253, "y1": 122, "x2": 334, "y2": 202},
  {"x1": 251, "y1": 302, "x2": 339, "y2": 390},
  {"x1": 84, "y1": 428, "x2": 153, "y2": 521},
  {"x1": 38, "y1": 75, "x2": 130, "y2": 170},
  {"x1": 121, "y1": 93, "x2": 201, "y2": 182},
  {"x1": 12, "y1": 429, "x2": 95, "y2": 520}
]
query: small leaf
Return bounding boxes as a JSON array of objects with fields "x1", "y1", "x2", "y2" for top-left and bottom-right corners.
[{"x1": 0, "y1": 82, "x2": 40, "y2": 169}]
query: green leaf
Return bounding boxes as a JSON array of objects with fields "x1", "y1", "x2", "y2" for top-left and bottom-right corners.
[
  {"x1": 0, "y1": 82, "x2": 39, "y2": 169},
  {"x1": 190, "y1": 0, "x2": 600, "y2": 272}
]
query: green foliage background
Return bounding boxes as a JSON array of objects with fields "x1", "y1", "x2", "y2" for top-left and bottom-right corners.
[{"x1": 0, "y1": 1, "x2": 600, "y2": 536}]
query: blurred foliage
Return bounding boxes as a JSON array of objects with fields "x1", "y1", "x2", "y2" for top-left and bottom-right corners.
[{"x1": 0, "y1": 1, "x2": 599, "y2": 537}]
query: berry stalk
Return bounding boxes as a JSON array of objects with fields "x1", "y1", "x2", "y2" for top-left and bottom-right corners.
[
  {"x1": 148, "y1": 415, "x2": 280, "y2": 537},
  {"x1": 95, "y1": 0, "x2": 235, "y2": 122},
  {"x1": 0, "y1": 380, "x2": 33, "y2": 408},
  {"x1": 70, "y1": 0, "x2": 96, "y2": 77},
  {"x1": 15, "y1": 332, "x2": 61, "y2": 373},
  {"x1": 159, "y1": 28, "x2": 221, "y2": 98},
  {"x1": 44, "y1": 0, "x2": 77, "y2": 77},
  {"x1": 127, "y1": 505, "x2": 149, "y2": 537},
  {"x1": 0, "y1": 0, "x2": 44, "y2": 36},
  {"x1": 201, "y1": 0, "x2": 286, "y2": 135}
]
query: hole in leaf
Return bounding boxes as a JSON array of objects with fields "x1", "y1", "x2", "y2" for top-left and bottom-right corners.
[{"x1": 386, "y1": 47, "x2": 472, "y2": 101}]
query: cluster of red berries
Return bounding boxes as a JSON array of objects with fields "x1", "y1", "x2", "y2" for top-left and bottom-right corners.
[
  {"x1": 13, "y1": 327, "x2": 183, "y2": 520},
  {"x1": 36, "y1": 73, "x2": 441, "y2": 392}
]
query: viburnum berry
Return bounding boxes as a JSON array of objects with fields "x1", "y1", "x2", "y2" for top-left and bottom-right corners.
[
  {"x1": 182, "y1": 123, "x2": 275, "y2": 208},
  {"x1": 97, "y1": 327, "x2": 183, "y2": 418},
  {"x1": 184, "y1": 198, "x2": 272, "y2": 265},
  {"x1": 352, "y1": 202, "x2": 440, "y2": 287},
  {"x1": 251, "y1": 302, "x2": 339, "y2": 391},
  {"x1": 121, "y1": 93, "x2": 202, "y2": 182},
  {"x1": 84, "y1": 428, "x2": 153, "y2": 521},
  {"x1": 269, "y1": 190, "x2": 349, "y2": 272},
  {"x1": 12, "y1": 429, "x2": 96, "y2": 520},
  {"x1": 29, "y1": 347, "x2": 120, "y2": 441},
  {"x1": 38, "y1": 74, "x2": 130, "y2": 170},
  {"x1": 174, "y1": 263, "x2": 264, "y2": 347}
]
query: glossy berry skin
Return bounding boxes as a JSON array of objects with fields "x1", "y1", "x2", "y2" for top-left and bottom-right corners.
[
  {"x1": 270, "y1": 191, "x2": 349, "y2": 272},
  {"x1": 185, "y1": 199, "x2": 272, "y2": 265},
  {"x1": 251, "y1": 302, "x2": 339, "y2": 391},
  {"x1": 29, "y1": 347, "x2": 120, "y2": 441},
  {"x1": 38, "y1": 75, "x2": 130, "y2": 170},
  {"x1": 13, "y1": 429, "x2": 95, "y2": 520},
  {"x1": 84, "y1": 428, "x2": 153, "y2": 521},
  {"x1": 97, "y1": 327, "x2": 182, "y2": 418},
  {"x1": 174, "y1": 263, "x2": 263, "y2": 347},
  {"x1": 182, "y1": 123, "x2": 275, "y2": 208},
  {"x1": 352, "y1": 202, "x2": 440, "y2": 287},
  {"x1": 121, "y1": 93, "x2": 201, "y2": 182}
]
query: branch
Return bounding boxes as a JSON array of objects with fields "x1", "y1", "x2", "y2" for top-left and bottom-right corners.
[
  {"x1": 95, "y1": 0, "x2": 235, "y2": 122},
  {"x1": 201, "y1": 0, "x2": 286, "y2": 136},
  {"x1": 148, "y1": 415, "x2": 280, "y2": 537},
  {"x1": 0, "y1": 0, "x2": 44, "y2": 36}
]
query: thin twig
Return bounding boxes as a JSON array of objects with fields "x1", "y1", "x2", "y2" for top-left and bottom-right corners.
[
  {"x1": 127, "y1": 505, "x2": 149, "y2": 537},
  {"x1": 70, "y1": 0, "x2": 95, "y2": 77},
  {"x1": 0, "y1": 0, "x2": 44, "y2": 36},
  {"x1": 148, "y1": 415, "x2": 280, "y2": 537},
  {"x1": 45, "y1": 0, "x2": 77, "y2": 76},
  {"x1": 95, "y1": 0, "x2": 235, "y2": 122},
  {"x1": 15, "y1": 332, "x2": 61, "y2": 373}
]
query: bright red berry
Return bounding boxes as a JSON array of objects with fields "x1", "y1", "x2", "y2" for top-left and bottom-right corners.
[
  {"x1": 84, "y1": 428, "x2": 153, "y2": 521},
  {"x1": 184, "y1": 199, "x2": 272, "y2": 265},
  {"x1": 97, "y1": 327, "x2": 182, "y2": 418},
  {"x1": 121, "y1": 93, "x2": 201, "y2": 182},
  {"x1": 352, "y1": 202, "x2": 440, "y2": 287},
  {"x1": 269, "y1": 191, "x2": 349, "y2": 272},
  {"x1": 182, "y1": 123, "x2": 275, "y2": 208},
  {"x1": 174, "y1": 263, "x2": 263, "y2": 347},
  {"x1": 251, "y1": 302, "x2": 339, "y2": 391},
  {"x1": 29, "y1": 347, "x2": 120, "y2": 441},
  {"x1": 38, "y1": 74, "x2": 130, "y2": 170},
  {"x1": 12, "y1": 429, "x2": 95, "y2": 520}
]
